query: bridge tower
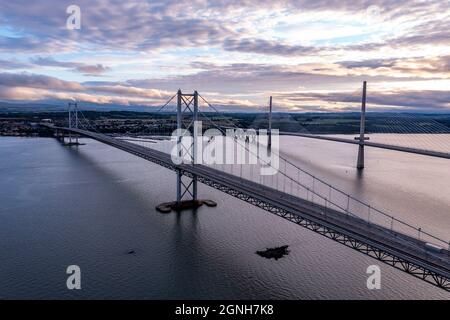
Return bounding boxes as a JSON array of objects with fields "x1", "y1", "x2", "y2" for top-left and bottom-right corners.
[
  {"x1": 176, "y1": 89, "x2": 198, "y2": 203},
  {"x1": 67, "y1": 101, "x2": 80, "y2": 145},
  {"x1": 268, "y1": 96, "x2": 273, "y2": 149},
  {"x1": 356, "y1": 81, "x2": 368, "y2": 169},
  {"x1": 156, "y1": 90, "x2": 217, "y2": 213}
]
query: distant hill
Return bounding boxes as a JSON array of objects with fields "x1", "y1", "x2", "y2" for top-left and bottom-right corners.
[{"x1": 0, "y1": 101, "x2": 67, "y2": 113}]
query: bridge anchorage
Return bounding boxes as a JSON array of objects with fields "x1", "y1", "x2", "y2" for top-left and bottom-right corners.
[{"x1": 156, "y1": 90, "x2": 217, "y2": 213}]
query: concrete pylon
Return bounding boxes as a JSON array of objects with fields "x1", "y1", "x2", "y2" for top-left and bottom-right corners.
[
  {"x1": 356, "y1": 81, "x2": 367, "y2": 169},
  {"x1": 268, "y1": 96, "x2": 272, "y2": 149}
]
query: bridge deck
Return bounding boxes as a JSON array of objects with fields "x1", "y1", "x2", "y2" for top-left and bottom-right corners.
[
  {"x1": 219, "y1": 125, "x2": 450, "y2": 159},
  {"x1": 280, "y1": 131, "x2": 450, "y2": 159},
  {"x1": 43, "y1": 125, "x2": 450, "y2": 291}
]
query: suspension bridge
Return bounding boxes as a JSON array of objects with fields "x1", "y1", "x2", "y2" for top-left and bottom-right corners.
[{"x1": 40, "y1": 86, "x2": 450, "y2": 292}]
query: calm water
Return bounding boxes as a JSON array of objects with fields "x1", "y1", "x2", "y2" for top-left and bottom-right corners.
[{"x1": 0, "y1": 136, "x2": 449, "y2": 299}]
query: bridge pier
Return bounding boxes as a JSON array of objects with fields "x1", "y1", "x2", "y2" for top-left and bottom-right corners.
[
  {"x1": 55, "y1": 129, "x2": 64, "y2": 142},
  {"x1": 357, "y1": 145, "x2": 364, "y2": 169},
  {"x1": 55, "y1": 129, "x2": 82, "y2": 146},
  {"x1": 156, "y1": 90, "x2": 216, "y2": 213}
]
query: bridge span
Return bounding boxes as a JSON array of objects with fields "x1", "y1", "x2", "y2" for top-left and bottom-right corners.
[
  {"x1": 42, "y1": 123, "x2": 450, "y2": 292},
  {"x1": 216, "y1": 127, "x2": 450, "y2": 160},
  {"x1": 279, "y1": 131, "x2": 450, "y2": 159}
]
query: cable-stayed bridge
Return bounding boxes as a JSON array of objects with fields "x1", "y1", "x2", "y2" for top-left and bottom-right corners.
[
  {"x1": 217, "y1": 82, "x2": 450, "y2": 163},
  {"x1": 41, "y1": 88, "x2": 450, "y2": 292}
]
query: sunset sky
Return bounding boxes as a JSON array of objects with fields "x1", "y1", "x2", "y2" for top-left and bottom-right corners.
[{"x1": 0, "y1": 0, "x2": 449, "y2": 112}]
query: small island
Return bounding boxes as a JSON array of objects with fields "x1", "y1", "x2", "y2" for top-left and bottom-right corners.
[{"x1": 256, "y1": 245, "x2": 290, "y2": 260}]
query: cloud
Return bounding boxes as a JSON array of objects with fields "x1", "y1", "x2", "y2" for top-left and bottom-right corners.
[
  {"x1": 31, "y1": 57, "x2": 110, "y2": 75},
  {"x1": 0, "y1": 1, "x2": 449, "y2": 112},
  {"x1": 0, "y1": 1, "x2": 235, "y2": 52},
  {"x1": 0, "y1": 72, "x2": 83, "y2": 91},
  {"x1": 339, "y1": 59, "x2": 398, "y2": 69},
  {"x1": 1, "y1": 0, "x2": 446, "y2": 54},
  {"x1": 337, "y1": 56, "x2": 450, "y2": 77},
  {"x1": 274, "y1": 89, "x2": 450, "y2": 111},
  {"x1": 0, "y1": 36, "x2": 44, "y2": 52},
  {"x1": 0, "y1": 71, "x2": 262, "y2": 109},
  {"x1": 0, "y1": 72, "x2": 174, "y2": 105},
  {"x1": 391, "y1": 19, "x2": 450, "y2": 47},
  {"x1": 127, "y1": 61, "x2": 431, "y2": 96},
  {"x1": 85, "y1": 84, "x2": 173, "y2": 99},
  {"x1": 0, "y1": 59, "x2": 32, "y2": 70},
  {"x1": 0, "y1": 85, "x2": 160, "y2": 105},
  {"x1": 75, "y1": 64, "x2": 110, "y2": 75},
  {"x1": 0, "y1": 70, "x2": 448, "y2": 112},
  {"x1": 223, "y1": 38, "x2": 318, "y2": 56}
]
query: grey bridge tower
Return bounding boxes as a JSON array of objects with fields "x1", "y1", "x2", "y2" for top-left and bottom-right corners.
[
  {"x1": 68, "y1": 101, "x2": 79, "y2": 145},
  {"x1": 156, "y1": 90, "x2": 217, "y2": 213},
  {"x1": 176, "y1": 90, "x2": 198, "y2": 204},
  {"x1": 56, "y1": 101, "x2": 82, "y2": 146}
]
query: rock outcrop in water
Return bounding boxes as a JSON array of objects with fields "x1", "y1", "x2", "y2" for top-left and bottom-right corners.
[
  {"x1": 256, "y1": 245, "x2": 289, "y2": 260},
  {"x1": 156, "y1": 199, "x2": 217, "y2": 213}
]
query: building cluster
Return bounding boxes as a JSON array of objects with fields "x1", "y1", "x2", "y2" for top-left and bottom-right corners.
[{"x1": 0, "y1": 118, "x2": 42, "y2": 136}]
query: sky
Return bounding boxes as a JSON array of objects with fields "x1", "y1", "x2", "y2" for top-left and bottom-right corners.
[{"x1": 0, "y1": 0, "x2": 449, "y2": 112}]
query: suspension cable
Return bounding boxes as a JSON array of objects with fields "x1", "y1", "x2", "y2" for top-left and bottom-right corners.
[{"x1": 197, "y1": 93, "x2": 449, "y2": 247}]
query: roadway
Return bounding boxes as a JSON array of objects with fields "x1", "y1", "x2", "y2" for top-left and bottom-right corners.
[{"x1": 278, "y1": 131, "x2": 450, "y2": 160}]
